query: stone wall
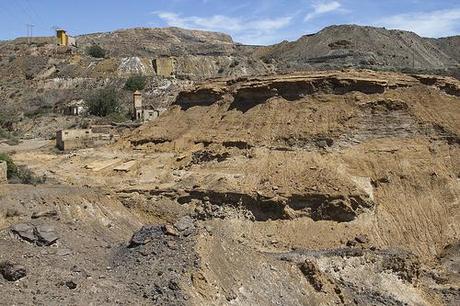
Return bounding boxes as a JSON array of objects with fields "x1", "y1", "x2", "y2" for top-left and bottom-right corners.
[
  {"x1": 0, "y1": 161, "x2": 7, "y2": 184},
  {"x1": 56, "y1": 129, "x2": 114, "y2": 151}
]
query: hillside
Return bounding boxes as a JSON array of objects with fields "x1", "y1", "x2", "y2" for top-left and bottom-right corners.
[
  {"x1": 77, "y1": 27, "x2": 236, "y2": 57},
  {"x1": 0, "y1": 27, "x2": 273, "y2": 140},
  {"x1": 5, "y1": 70, "x2": 459, "y2": 305},
  {"x1": 1, "y1": 22, "x2": 460, "y2": 305},
  {"x1": 1, "y1": 24, "x2": 459, "y2": 142},
  {"x1": 429, "y1": 36, "x2": 460, "y2": 63},
  {"x1": 255, "y1": 25, "x2": 459, "y2": 73}
]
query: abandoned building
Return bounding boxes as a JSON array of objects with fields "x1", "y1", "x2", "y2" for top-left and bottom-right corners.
[
  {"x1": 56, "y1": 29, "x2": 77, "y2": 47},
  {"x1": 56, "y1": 128, "x2": 115, "y2": 151},
  {"x1": 153, "y1": 57, "x2": 175, "y2": 78},
  {"x1": 132, "y1": 91, "x2": 165, "y2": 122},
  {"x1": 133, "y1": 90, "x2": 143, "y2": 121},
  {"x1": 0, "y1": 161, "x2": 7, "y2": 184},
  {"x1": 64, "y1": 99, "x2": 87, "y2": 116}
]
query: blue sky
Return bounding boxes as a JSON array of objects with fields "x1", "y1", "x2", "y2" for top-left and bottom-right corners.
[{"x1": 0, "y1": 0, "x2": 459, "y2": 44}]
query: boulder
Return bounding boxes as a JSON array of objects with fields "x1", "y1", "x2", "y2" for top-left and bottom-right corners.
[
  {"x1": 11, "y1": 223, "x2": 59, "y2": 246},
  {"x1": 11, "y1": 223, "x2": 36, "y2": 243},
  {"x1": 0, "y1": 261, "x2": 26, "y2": 281},
  {"x1": 31, "y1": 209, "x2": 58, "y2": 219},
  {"x1": 128, "y1": 225, "x2": 164, "y2": 248},
  {"x1": 65, "y1": 280, "x2": 77, "y2": 290},
  {"x1": 163, "y1": 224, "x2": 179, "y2": 236},
  {"x1": 35, "y1": 224, "x2": 59, "y2": 246},
  {"x1": 174, "y1": 216, "x2": 195, "y2": 232}
]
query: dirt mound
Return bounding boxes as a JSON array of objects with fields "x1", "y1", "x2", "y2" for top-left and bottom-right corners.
[{"x1": 0, "y1": 184, "x2": 150, "y2": 305}]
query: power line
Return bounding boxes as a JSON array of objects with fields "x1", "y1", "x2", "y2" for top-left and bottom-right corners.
[
  {"x1": 26, "y1": 24, "x2": 34, "y2": 43},
  {"x1": 0, "y1": 2, "x2": 29, "y2": 39},
  {"x1": 12, "y1": 0, "x2": 34, "y2": 23},
  {"x1": 23, "y1": 0, "x2": 46, "y2": 28}
]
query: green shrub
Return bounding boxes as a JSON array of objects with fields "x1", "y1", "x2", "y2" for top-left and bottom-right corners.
[
  {"x1": 14, "y1": 166, "x2": 46, "y2": 185},
  {"x1": 0, "y1": 153, "x2": 46, "y2": 184},
  {"x1": 229, "y1": 60, "x2": 239, "y2": 68},
  {"x1": 107, "y1": 111, "x2": 130, "y2": 123},
  {"x1": 124, "y1": 75, "x2": 147, "y2": 91},
  {"x1": 24, "y1": 104, "x2": 53, "y2": 118},
  {"x1": 86, "y1": 88, "x2": 120, "y2": 117},
  {"x1": 86, "y1": 45, "x2": 106, "y2": 58},
  {"x1": 0, "y1": 128, "x2": 19, "y2": 145},
  {"x1": 0, "y1": 153, "x2": 17, "y2": 178}
]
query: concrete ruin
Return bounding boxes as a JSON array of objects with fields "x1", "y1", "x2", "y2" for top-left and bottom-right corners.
[
  {"x1": 133, "y1": 91, "x2": 143, "y2": 121},
  {"x1": 132, "y1": 91, "x2": 165, "y2": 122},
  {"x1": 0, "y1": 161, "x2": 7, "y2": 183},
  {"x1": 56, "y1": 29, "x2": 77, "y2": 47},
  {"x1": 153, "y1": 57, "x2": 175, "y2": 78},
  {"x1": 56, "y1": 128, "x2": 115, "y2": 151},
  {"x1": 64, "y1": 99, "x2": 87, "y2": 116}
]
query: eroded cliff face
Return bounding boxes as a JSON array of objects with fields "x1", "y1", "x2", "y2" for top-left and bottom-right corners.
[
  {"x1": 122, "y1": 71, "x2": 458, "y2": 305},
  {"x1": 3, "y1": 70, "x2": 460, "y2": 305}
]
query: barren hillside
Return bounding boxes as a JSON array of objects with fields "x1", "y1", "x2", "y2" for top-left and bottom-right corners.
[
  {"x1": 3, "y1": 69, "x2": 458, "y2": 305},
  {"x1": 256, "y1": 25, "x2": 459, "y2": 74},
  {"x1": 1, "y1": 23, "x2": 460, "y2": 305}
]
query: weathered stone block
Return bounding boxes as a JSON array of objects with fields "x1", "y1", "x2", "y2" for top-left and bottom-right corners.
[{"x1": 0, "y1": 161, "x2": 7, "y2": 183}]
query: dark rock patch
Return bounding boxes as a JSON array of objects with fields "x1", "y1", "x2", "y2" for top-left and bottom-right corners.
[{"x1": 0, "y1": 261, "x2": 27, "y2": 281}]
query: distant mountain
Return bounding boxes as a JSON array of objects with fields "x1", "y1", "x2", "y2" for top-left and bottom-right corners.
[
  {"x1": 428, "y1": 36, "x2": 460, "y2": 64},
  {"x1": 254, "y1": 25, "x2": 459, "y2": 72},
  {"x1": 76, "y1": 27, "x2": 237, "y2": 57}
]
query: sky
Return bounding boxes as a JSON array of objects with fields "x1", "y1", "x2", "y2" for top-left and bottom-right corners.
[{"x1": 0, "y1": 0, "x2": 459, "y2": 45}]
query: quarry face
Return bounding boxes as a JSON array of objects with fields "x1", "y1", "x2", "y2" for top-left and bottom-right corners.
[
  {"x1": 1, "y1": 70, "x2": 459, "y2": 305},
  {"x1": 0, "y1": 26, "x2": 459, "y2": 306}
]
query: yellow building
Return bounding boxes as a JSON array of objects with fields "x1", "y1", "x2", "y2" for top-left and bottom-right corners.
[{"x1": 56, "y1": 29, "x2": 68, "y2": 46}]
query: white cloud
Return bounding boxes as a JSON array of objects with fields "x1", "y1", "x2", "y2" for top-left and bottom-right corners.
[
  {"x1": 305, "y1": 1, "x2": 341, "y2": 21},
  {"x1": 377, "y1": 9, "x2": 460, "y2": 37},
  {"x1": 152, "y1": 11, "x2": 292, "y2": 45}
]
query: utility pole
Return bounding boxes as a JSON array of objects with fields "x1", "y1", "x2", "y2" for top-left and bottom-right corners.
[{"x1": 26, "y1": 24, "x2": 34, "y2": 44}]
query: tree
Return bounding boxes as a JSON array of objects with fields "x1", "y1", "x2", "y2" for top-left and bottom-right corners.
[
  {"x1": 86, "y1": 88, "x2": 120, "y2": 117},
  {"x1": 86, "y1": 45, "x2": 106, "y2": 58},
  {"x1": 124, "y1": 75, "x2": 147, "y2": 91}
]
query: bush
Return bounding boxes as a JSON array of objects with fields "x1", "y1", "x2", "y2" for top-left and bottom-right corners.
[
  {"x1": 0, "y1": 153, "x2": 46, "y2": 184},
  {"x1": 24, "y1": 104, "x2": 53, "y2": 118},
  {"x1": 86, "y1": 45, "x2": 106, "y2": 58},
  {"x1": 124, "y1": 75, "x2": 147, "y2": 91},
  {"x1": 107, "y1": 111, "x2": 130, "y2": 123},
  {"x1": 0, "y1": 128, "x2": 19, "y2": 145},
  {"x1": 86, "y1": 88, "x2": 120, "y2": 117},
  {"x1": 14, "y1": 166, "x2": 46, "y2": 185},
  {"x1": 229, "y1": 60, "x2": 240, "y2": 68},
  {"x1": 0, "y1": 153, "x2": 17, "y2": 178}
]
